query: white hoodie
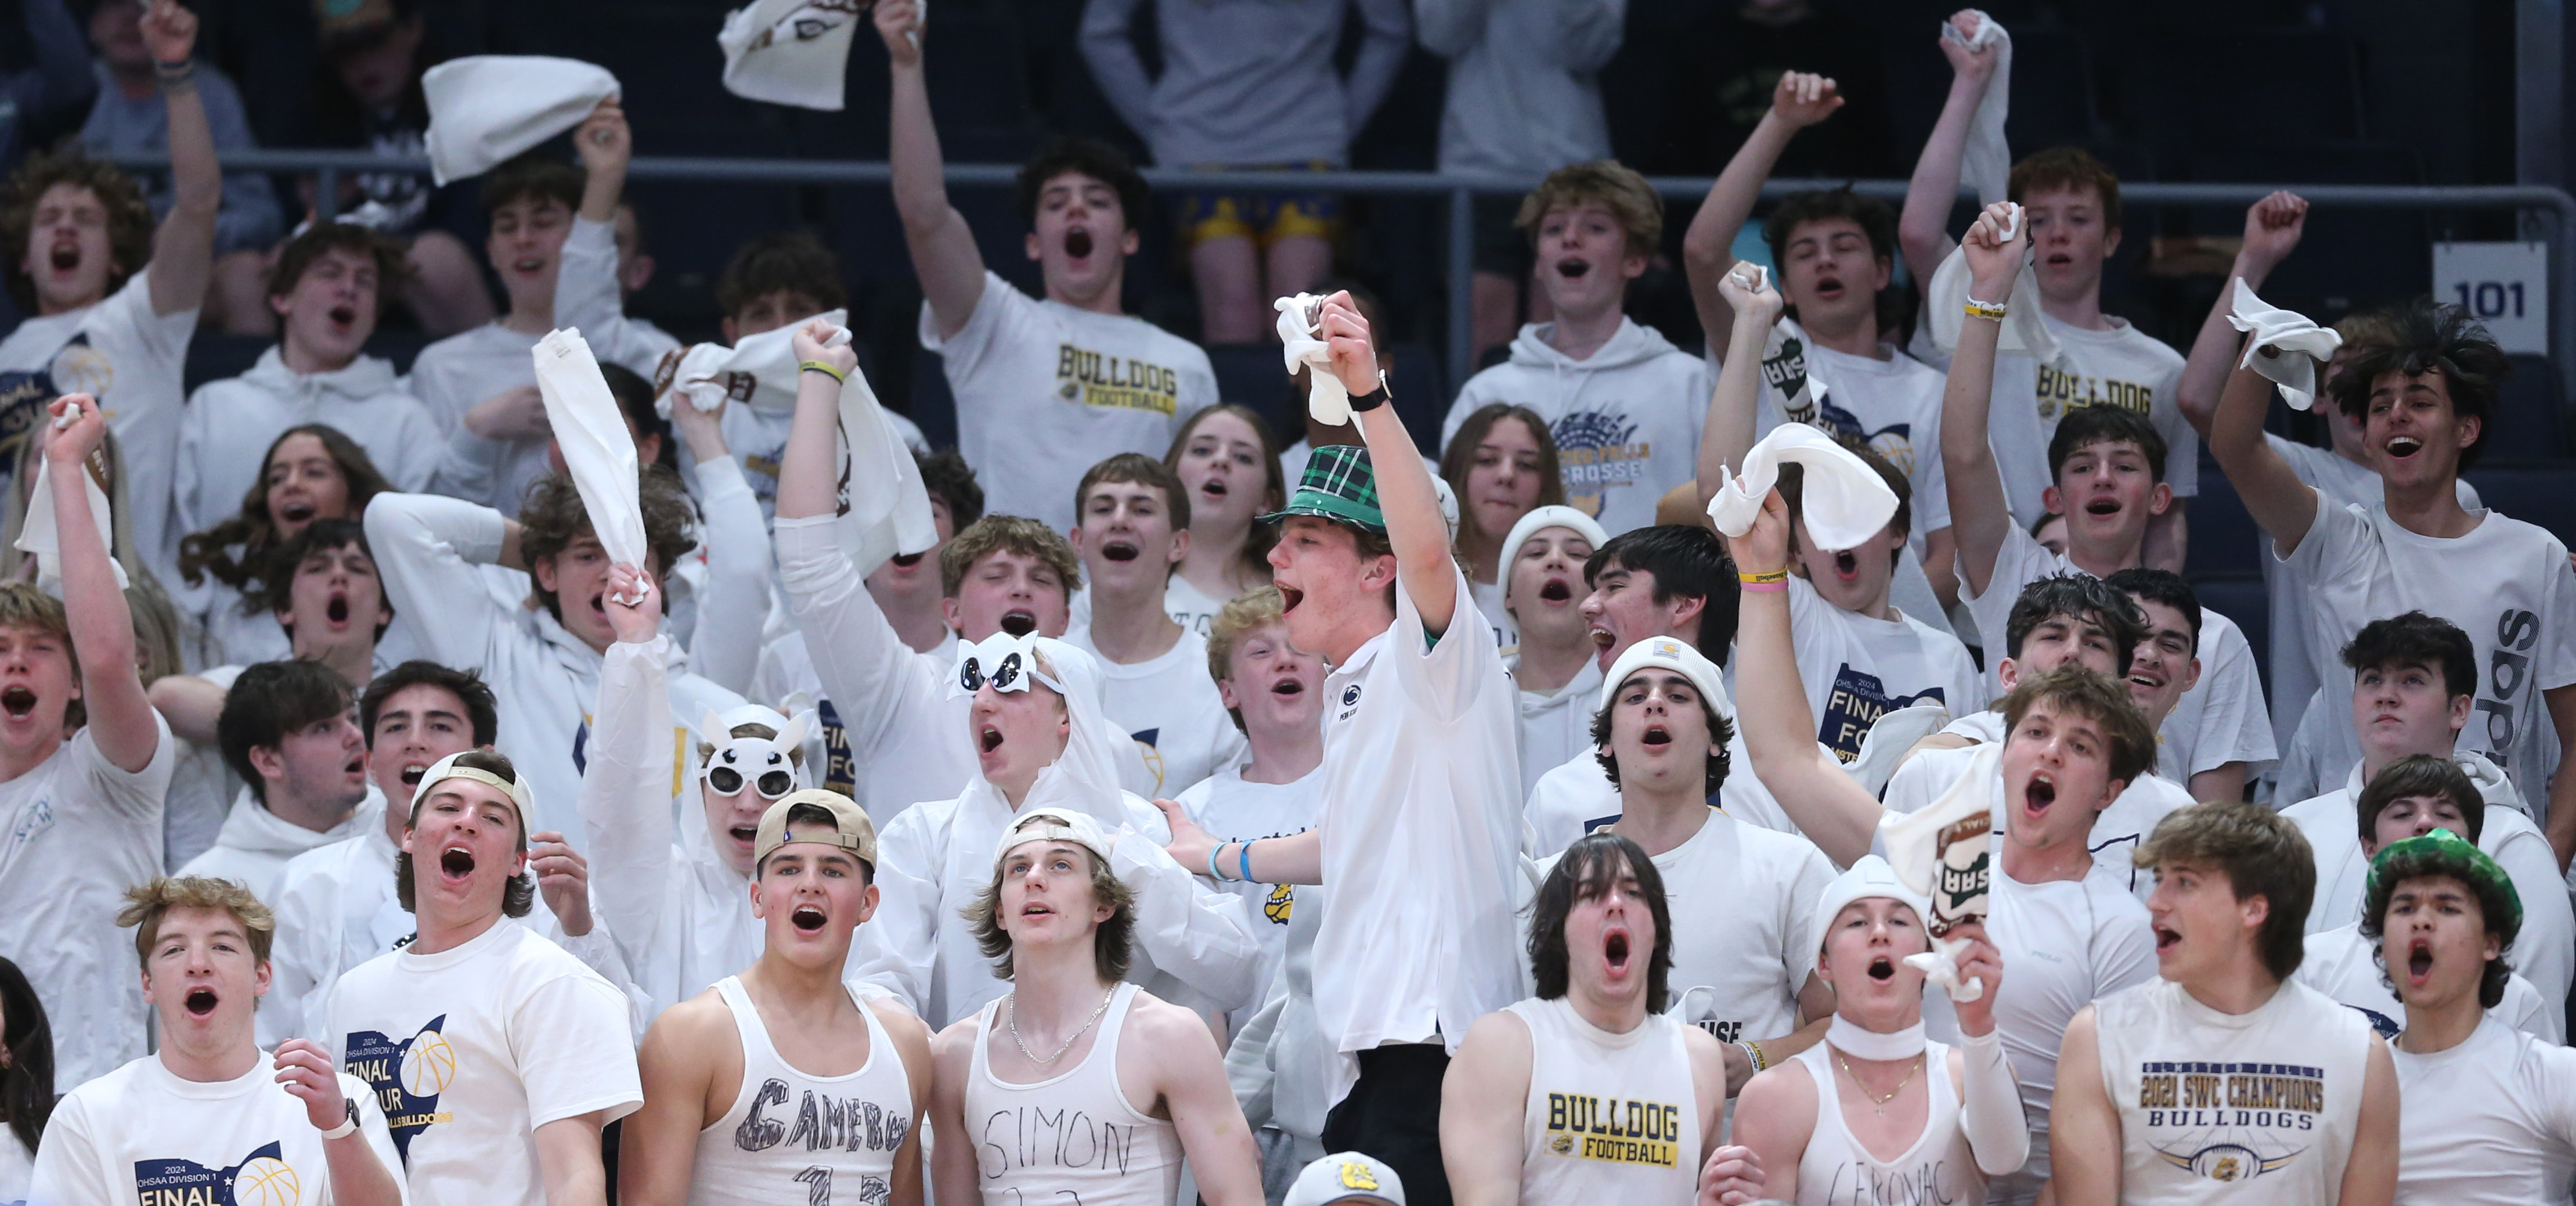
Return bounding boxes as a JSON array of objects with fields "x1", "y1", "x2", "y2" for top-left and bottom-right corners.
[
  {"x1": 2281, "y1": 753, "x2": 2574, "y2": 1007},
  {"x1": 176, "y1": 783, "x2": 385, "y2": 903},
  {"x1": 1439, "y1": 318, "x2": 1709, "y2": 537},
  {"x1": 174, "y1": 347, "x2": 442, "y2": 538}
]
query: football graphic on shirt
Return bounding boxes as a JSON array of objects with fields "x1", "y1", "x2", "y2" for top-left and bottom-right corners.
[{"x1": 132, "y1": 1139, "x2": 294, "y2": 1206}]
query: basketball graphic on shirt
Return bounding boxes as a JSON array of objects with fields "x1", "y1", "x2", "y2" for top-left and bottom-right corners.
[
  {"x1": 1547, "y1": 410, "x2": 1645, "y2": 518},
  {"x1": 401, "y1": 1027, "x2": 457, "y2": 1097},
  {"x1": 48, "y1": 340, "x2": 114, "y2": 398},
  {"x1": 233, "y1": 1154, "x2": 302, "y2": 1206}
]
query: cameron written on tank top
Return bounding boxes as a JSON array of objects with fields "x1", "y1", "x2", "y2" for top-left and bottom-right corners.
[
  {"x1": 690, "y1": 976, "x2": 915, "y2": 1206},
  {"x1": 964, "y1": 981, "x2": 1184, "y2": 1206},
  {"x1": 2094, "y1": 978, "x2": 2370, "y2": 1205},
  {"x1": 1791, "y1": 1038, "x2": 1986, "y2": 1206},
  {"x1": 1507, "y1": 996, "x2": 1702, "y2": 1203}
]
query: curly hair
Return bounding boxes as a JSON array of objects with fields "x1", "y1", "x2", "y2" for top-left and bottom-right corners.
[
  {"x1": 966, "y1": 844, "x2": 1136, "y2": 983},
  {"x1": 179, "y1": 425, "x2": 394, "y2": 591},
  {"x1": 517, "y1": 467, "x2": 698, "y2": 621},
  {"x1": 1018, "y1": 138, "x2": 1149, "y2": 234},
  {"x1": 1999, "y1": 665, "x2": 2159, "y2": 793},
  {"x1": 2, "y1": 152, "x2": 154, "y2": 311},
  {"x1": 2003, "y1": 574, "x2": 2148, "y2": 678},
  {"x1": 1517, "y1": 160, "x2": 1664, "y2": 258},
  {"x1": 2326, "y1": 298, "x2": 2513, "y2": 470},
  {"x1": 2361, "y1": 837, "x2": 2520, "y2": 1010}
]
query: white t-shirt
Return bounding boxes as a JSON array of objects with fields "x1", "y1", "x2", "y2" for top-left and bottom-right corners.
[
  {"x1": 0, "y1": 717, "x2": 175, "y2": 1089},
  {"x1": 1776, "y1": 574, "x2": 1986, "y2": 764},
  {"x1": 2389, "y1": 1017, "x2": 2576, "y2": 1206},
  {"x1": 0, "y1": 272, "x2": 196, "y2": 578},
  {"x1": 1979, "y1": 314, "x2": 2195, "y2": 527},
  {"x1": 2293, "y1": 923, "x2": 2560, "y2": 1044},
  {"x1": 1063, "y1": 625, "x2": 1246, "y2": 799},
  {"x1": 1311, "y1": 568, "x2": 1522, "y2": 1092},
  {"x1": 923, "y1": 271, "x2": 1215, "y2": 533},
  {"x1": 0, "y1": 1128, "x2": 27, "y2": 1206},
  {"x1": 1521, "y1": 728, "x2": 1801, "y2": 861},
  {"x1": 1722, "y1": 323, "x2": 1953, "y2": 539},
  {"x1": 1883, "y1": 739, "x2": 2193, "y2": 901},
  {"x1": 1067, "y1": 575, "x2": 1245, "y2": 639},
  {"x1": 1442, "y1": 318, "x2": 1709, "y2": 536},
  {"x1": 30, "y1": 1052, "x2": 406, "y2": 1206},
  {"x1": 1177, "y1": 764, "x2": 1322, "y2": 1028},
  {"x1": 318, "y1": 920, "x2": 642, "y2": 1206},
  {"x1": 1921, "y1": 864, "x2": 2159, "y2": 1203},
  {"x1": 2282, "y1": 501, "x2": 2576, "y2": 809}
]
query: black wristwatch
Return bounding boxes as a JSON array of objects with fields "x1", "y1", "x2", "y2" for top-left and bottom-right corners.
[{"x1": 1348, "y1": 370, "x2": 1392, "y2": 413}]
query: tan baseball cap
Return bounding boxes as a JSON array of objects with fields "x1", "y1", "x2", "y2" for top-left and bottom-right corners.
[{"x1": 754, "y1": 789, "x2": 876, "y2": 872}]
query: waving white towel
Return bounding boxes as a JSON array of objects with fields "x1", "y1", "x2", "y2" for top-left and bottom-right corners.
[
  {"x1": 1275, "y1": 294, "x2": 1348, "y2": 425},
  {"x1": 816, "y1": 323, "x2": 940, "y2": 578},
  {"x1": 719, "y1": 0, "x2": 862, "y2": 111},
  {"x1": 2226, "y1": 278, "x2": 2344, "y2": 412},
  {"x1": 423, "y1": 56, "x2": 620, "y2": 186},
  {"x1": 1881, "y1": 742, "x2": 2001, "y2": 1003},
  {"x1": 654, "y1": 307, "x2": 852, "y2": 417},
  {"x1": 15, "y1": 416, "x2": 126, "y2": 593},
  {"x1": 1943, "y1": 11, "x2": 2015, "y2": 206},
  {"x1": 1704, "y1": 422, "x2": 1899, "y2": 552},
  {"x1": 533, "y1": 329, "x2": 649, "y2": 603},
  {"x1": 1924, "y1": 203, "x2": 2059, "y2": 364}
]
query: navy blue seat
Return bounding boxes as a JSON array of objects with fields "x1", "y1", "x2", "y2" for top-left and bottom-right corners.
[
  {"x1": 2183, "y1": 463, "x2": 2263, "y2": 578},
  {"x1": 2463, "y1": 466, "x2": 2576, "y2": 549},
  {"x1": 2487, "y1": 355, "x2": 2568, "y2": 463},
  {"x1": 2189, "y1": 574, "x2": 2270, "y2": 701}
]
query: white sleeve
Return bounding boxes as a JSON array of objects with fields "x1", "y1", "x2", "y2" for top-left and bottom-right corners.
[
  {"x1": 1956, "y1": 1028, "x2": 2032, "y2": 1176},
  {"x1": 173, "y1": 383, "x2": 216, "y2": 538},
  {"x1": 1390, "y1": 561, "x2": 1506, "y2": 723},
  {"x1": 1110, "y1": 825, "x2": 1264, "y2": 1013},
  {"x1": 427, "y1": 423, "x2": 506, "y2": 509},
  {"x1": 578, "y1": 636, "x2": 678, "y2": 987},
  {"x1": 362, "y1": 491, "x2": 512, "y2": 672},
  {"x1": 508, "y1": 970, "x2": 644, "y2": 1126},
  {"x1": 774, "y1": 513, "x2": 944, "y2": 762},
  {"x1": 686, "y1": 456, "x2": 770, "y2": 696},
  {"x1": 2503, "y1": 975, "x2": 2564, "y2": 1045},
  {"x1": 845, "y1": 806, "x2": 947, "y2": 1016},
  {"x1": 25, "y1": 1093, "x2": 112, "y2": 1206},
  {"x1": 2091, "y1": 898, "x2": 2160, "y2": 1000},
  {"x1": 2186, "y1": 619, "x2": 2276, "y2": 772},
  {"x1": 383, "y1": 397, "x2": 448, "y2": 494},
  {"x1": 261, "y1": 863, "x2": 333, "y2": 1046},
  {"x1": 1777, "y1": 843, "x2": 1835, "y2": 991},
  {"x1": 527, "y1": 905, "x2": 654, "y2": 1044},
  {"x1": 1224, "y1": 972, "x2": 1288, "y2": 1128},
  {"x1": 555, "y1": 217, "x2": 680, "y2": 374},
  {"x1": 2532, "y1": 1043, "x2": 2576, "y2": 1153}
]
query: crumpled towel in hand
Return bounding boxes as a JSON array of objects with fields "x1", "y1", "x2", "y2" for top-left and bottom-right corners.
[
  {"x1": 424, "y1": 56, "x2": 620, "y2": 186},
  {"x1": 1881, "y1": 742, "x2": 2002, "y2": 1003},
  {"x1": 1924, "y1": 203, "x2": 2058, "y2": 364},
  {"x1": 534, "y1": 329, "x2": 650, "y2": 603},
  {"x1": 654, "y1": 307, "x2": 852, "y2": 417},
  {"x1": 2227, "y1": 278, "x2": 2343, "y2": 412},
  {"x1": 719, "y1": 0, "x2": 861, "y2": 111},
  {"x1": 15, "y1": 428, "x2": 127, "y2": 594},
  {"x1": 1704, "y1": 422, "x2": 1899, "y2": 552},
  {"x1": 1943, "y1": 10, "x2": 2015, "y2": 206},
  {"x1": 809, "y1": 321, "x2": 940, "y2": 578},
  {"x1": 1275, "y1": 294, "x2": 1348, "y2": 426}
]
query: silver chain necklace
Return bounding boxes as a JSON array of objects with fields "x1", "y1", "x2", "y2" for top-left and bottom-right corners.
[{"x1": 1007, "y1": 985, "x2": 1119, "y2": 1065}]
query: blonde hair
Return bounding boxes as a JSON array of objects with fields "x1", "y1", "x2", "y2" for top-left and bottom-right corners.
[
  {"x1": 118, "y1": 876, "x2": 276, "y2": 967},
  {"x1": 1206, "y1": 587, "x2": 1288, "y2": 733},
  {"x1": 1514, "y1": 160, "x2": 1663, "y2": 257}
]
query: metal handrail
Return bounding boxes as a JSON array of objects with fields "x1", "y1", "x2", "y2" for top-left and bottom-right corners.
[{"x1": 98, "y1": 150, "x2": 2576, "y2": 399}]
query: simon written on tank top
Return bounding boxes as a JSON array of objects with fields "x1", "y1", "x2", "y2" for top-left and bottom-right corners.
[
  {"x1": 964, "y1": 981, "x2": 1184, "y2": 1206},
  {"x1": 1791, "y1": 1038, "x2": 1986, "y2": 1206},
  {"x1": 1507, "y1": 996, "x2": 1702, "y2": 1203},
  {"x1": 2094, "y1": 978, "x2": 2369, "y2": 1205},
  {"x1": 690, "y1": 976, "x2": 915, "y2": 1206}
]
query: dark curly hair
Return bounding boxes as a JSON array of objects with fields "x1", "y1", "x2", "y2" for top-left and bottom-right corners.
[
  {"x1": 268, "y1": 222, "x2": 412, "y2": 309},
  {"x1": 2326, "y1": 298, "x2": 2512, "y2": 470},
  {"x1": 395, "y1": 749, "x2": 536, "y2": 918},
  {"x1": 1, "y1": 152, "x2": 155, "y2": 311},
  {"x1": 1016, "y1": 138, "x2": 1149, "y2": 235},
  {"x1": 1528, "y1": 833, "x2": 1673, "y2": 1011},
  {"x1": 517, "y1": 466, "x2": 698, "y2": 621},
  {"x1": 2003, "y1": 574, "x2": 2148, "y2": 678},
  {"x1": 179, "y1": 425, "x2": 395, "y2": 591},
  {"x1": 2361, "y1": 833, "x2": 2520, "y2": 1010}
]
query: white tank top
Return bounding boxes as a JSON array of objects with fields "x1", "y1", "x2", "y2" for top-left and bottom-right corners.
[
  {"x1": 1791, "y1": 1037, "x2": 1986, "y2": 1206},
  {"x1": 688, "y1": 976, "x2": 915, "y2": 1206},
  {"x1": 2094, "y1": 978, "x2": 2371, "y2": 1204},
  {"x1": 1506, "y1": 996, "x2": 1702, "y2": 1204},
  {"x1": 962, "y1": 981, "x2": 1184, "y2": 1206}
]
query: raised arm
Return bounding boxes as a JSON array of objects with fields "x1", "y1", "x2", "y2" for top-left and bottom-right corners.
[
  {"x1": 139, "y1": 0, "x2": 219, "y2": 318},
  {"x1": 553, "y1": 99, "x2": 676, "y2": 373},
  {"x1": 1438, "y1": 1011, "x2": 1533, "y2": 1206},
  {"x1": 876, "y1": 0, "x2": 989, "y2": 340},
  {"x1": 2206, "y1": 361, "x2": 2321, "y2": 556},
  {"x1": 579, "y1": 565, "x2": 678, "y2": 980},
  {"x1": 46, "y1": 398, "x2": 155, "y2": 771},
  {"x1": 1322, "y1": 291, "x2": 1456, "y2": 634},
  {"x1": 1895, "y1": 11, "x2": 2000, "y2": 286},
  {"x1": 1695, "y1": 264, "x2": 1785, "y2": 509},
  {"x1": 146, "y1": 671, "x2": 225, "y2": 744},
  {"x1": 1724, "y1": 487, "x2": 1885, "y2": 867},
  {"x1": 1682, "y1": 73, "x2": 1843, "y2": 343},
  {"x1": 672, "y1": 399, "x2": 765, "y2": 694},
  {"x1": 1939, "y1": 201, "x2": 2027, "y2": 597},
  {"x1": 2177, "y1": 193, "x2": 2306, "y2": 439},
  {"x1": 362, "y1": 489, "x2": 514, "y2": 671}
]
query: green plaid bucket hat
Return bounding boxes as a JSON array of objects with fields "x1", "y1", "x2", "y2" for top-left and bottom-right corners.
[
  {"x1": 2367, "y1": 827, "x2": 2523, "y2": 937},
  {"x1": 1263, "y1": 443, "x2": 1386, "y2": 535}
]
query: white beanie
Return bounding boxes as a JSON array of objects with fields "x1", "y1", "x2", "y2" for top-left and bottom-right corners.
[
  {"x1": 1597, "y1": 634, "x2": 1731, "y2": 721},
  {"x1": 1810, "y1": 854, "x2": 1932, "y2": 957},
  {"x1": 1497, "y1": 505, "x2": 1609, "y2": 602}
]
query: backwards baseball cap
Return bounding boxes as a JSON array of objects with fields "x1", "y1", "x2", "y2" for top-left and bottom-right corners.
[
  {"x1": 1812, "y1": 855, "x2": 1932, "y2": 956},
  {"x1": 1283, "y1": 1153, "x2": 1405, "y2": 1206},
  {"x1": 1262, "y1": 444, "x2": 1384, "y2": 535},
  {"x1": 1598, "y1": 634, "x2": 1732, "y2": 720},
  {"x1": 2368, "y1": 827, "x2": 2523, "y2": 937},
  {"x1": 754, "y1": 789, "x2": 877, "y2": 872},
  {"x1": 407, "y1": 750, "x2": 534, "y2": 827},
  {"x1": 993, "y1": 806, "x2": 1116, "y2": 871}
]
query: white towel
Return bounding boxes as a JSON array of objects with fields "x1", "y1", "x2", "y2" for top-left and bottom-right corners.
[
  {"x1": 1704, "y1": 422, "x2": 1899, "y2": 553},
  {"x1": 654, "y1": 307, "x2": 852, "y2": 417},
  {"x1": 15, "y1": 446, "x2": 127, "y2": 593},
  {"x1": 719, "y1": 0, "x2": 862, "y2": 112},
  {"x1": 1943, "y1": 11, "x2": 2014, "y2": 206},
  {"x1": 821, "y1": 328, "x2": 941, "y2": 578},
  {"x1": 423, "y1": 56, "x2": 621, "y2": 186},
  {"x1": 533, "y1": 329, "x2": 649, "y2": 603},
  {"x1": 1880, "y1": 742, "x2": 2001, "y2": 1003},
  {"x1": 1274, "y1": 294, "x2": 1348, "y2": 425},
  {"x1": 1923, "y1": 203, "x2": 2059, "y2": 364},
  {"x1": 2226, "y1": 278, "x2": 2344, "y2": 412}
]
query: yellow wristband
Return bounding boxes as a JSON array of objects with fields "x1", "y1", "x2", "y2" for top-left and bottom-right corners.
[
  {"x1": 1964, "y1": 299, "x2": 2008, "y2": 321},
  {"x1": 1738, "y1": 568, "x2": 1789, "y2": 585},
  {"x1": 799, "y1": 359, "x2": 847, "y2": 383}
]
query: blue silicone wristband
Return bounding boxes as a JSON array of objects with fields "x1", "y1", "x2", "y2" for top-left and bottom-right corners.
[
  {"x1": 1208, "y1": 843, "x2": 1228, "y2": 881},
  {"x1": 1239, "y1": 840, "x2": 1255, "y2": 884}
]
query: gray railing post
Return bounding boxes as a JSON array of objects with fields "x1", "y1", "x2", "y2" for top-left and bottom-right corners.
[{"x1": 1448, "y1": 185, "x2": 1475, "y2": 397}]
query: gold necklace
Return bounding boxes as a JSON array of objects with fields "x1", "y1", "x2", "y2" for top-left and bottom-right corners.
[{"x1": 1834, "y1": 1047, "x2": 1925, "y2": 1115}]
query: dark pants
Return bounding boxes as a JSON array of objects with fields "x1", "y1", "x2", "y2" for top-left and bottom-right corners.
[{"x1": 1321, "y1": 1043, "x2": 1453, "y2": 1206}]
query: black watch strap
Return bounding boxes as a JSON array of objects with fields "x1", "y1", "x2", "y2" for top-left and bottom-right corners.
[{"x1": 1348, "y1": 370, "x2": 1391, "y2": 413}]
